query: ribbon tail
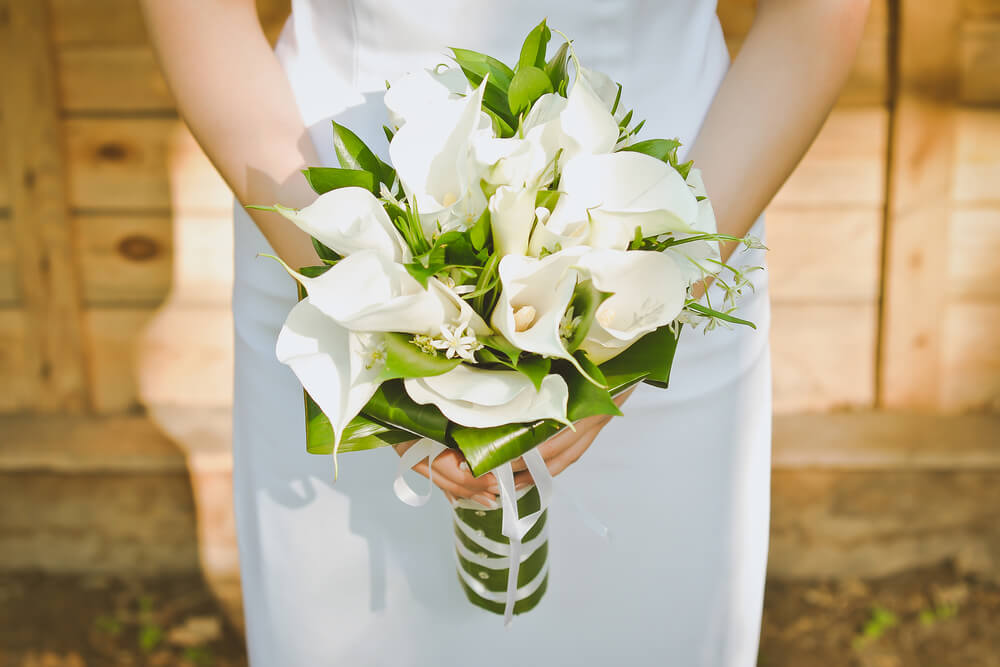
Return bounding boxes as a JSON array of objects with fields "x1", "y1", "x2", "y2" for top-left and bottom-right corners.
[{"x1": 393, "y1": 438, "x2": 447, "y2": 507}]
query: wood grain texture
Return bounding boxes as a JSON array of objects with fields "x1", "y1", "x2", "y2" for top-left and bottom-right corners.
[
  {"x1": 771, "y1": 303, "x2": 878, "y2": 413},
  {"x1": 941, "y1": 302, "x2": 1000, "y2": 413},
  {"x1": 0, "y1": 216, "x2": 17, "y2": 304},
  {"x1": 58, "y1": 46, "x2": 173, "y2": 112},
  {"x1": 0, "y1": 308, "x2": 36, "y2": 412},
  {"x1": 83, "y1": 308, "x2": 157, "y2": 414},
  {"x1": 879, "y1": 0, "x2": 962, "y2": 409},
  {"x1": 1, "y1": 0, "x2": 87, "y2": 412},
  {"x1": 954, "y1": 108, "x2": 1000, "y2": 205},
  {"x1": 76, "y1": 213, "x2": 172, "y2": 306},
  {"x1": 947, "y1": 207, "x2": 1000, "y2": 300},
  {"x1": 960, "y1": 19, "x2": 1000, "y2": 104},
  {"x1": 766, "y1": 206, "x2": 882, "y2": 304}
]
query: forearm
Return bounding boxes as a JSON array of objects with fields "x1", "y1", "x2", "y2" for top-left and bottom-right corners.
[
  {"x1": 689, "y1": 0, "x2": 871, "y2": 263},
  {"x1": 140, "y1": 0, "x2": 319, "y2": 269}
]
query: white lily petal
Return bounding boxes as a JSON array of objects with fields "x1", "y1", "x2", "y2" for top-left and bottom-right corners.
[
  {"x1": 278, "y1": 250, "x2": 450, "y2": 334},
  {"x1": 273, "y1": 187, "x2": 409, "y2": 262},
  {"x1": 526, "y1": 215, "x2": 591, "y2": 256},
  {"x1": 575, "y1": 249, "x2": 686, "y2": 363},
  {"x1": 579, "y1": 67, "x2": 622, "y2": 116},
  {"x1": 663, "y1": 168, "x2": 721, "y2": 284},
  {"x1": 489, "y1": 185, "x2": 539, "y2": 257},
  {"x1": 384, "y1": 66, "x2": 470, "y2": 129},
  {"x1": 559, "y1": 67, "x2": 620, "y2": 159},
  {"x1": 276, "y1": 299, "x2": 382, "y2": 448},
  {"x1": 404, "y1": 366, "x2": 569, "y2": 428},
  {"x1": 427, "y1": 278, "x2": 492, "y2": 336},
  {"x1": 491, "y1": 247, "x2": 587, "y2": 361}
]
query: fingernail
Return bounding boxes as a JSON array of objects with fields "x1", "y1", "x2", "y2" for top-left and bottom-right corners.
[
  {"x1": 473, "y1": 493, "x2": 497, "y2": 510},
  {"x1": 486, "y1": 484, "x2": 499, "y2": 494},
  {"x1": 459, "y1": 462, "x2": 470, "y2": 473}
]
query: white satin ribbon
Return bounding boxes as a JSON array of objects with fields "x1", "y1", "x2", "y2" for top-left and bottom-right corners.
[{"x1": 393, "y1": 438, "x2": 447, "y2": 507}]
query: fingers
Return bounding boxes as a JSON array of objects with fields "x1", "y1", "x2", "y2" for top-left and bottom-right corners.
[{"x1": 394, "y1": 441, "x2": 497, "y2": 507}]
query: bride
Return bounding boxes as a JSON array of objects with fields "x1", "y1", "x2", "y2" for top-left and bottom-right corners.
[{"x1": 141, "y1": 1, "x2": 869, "y2": 664}]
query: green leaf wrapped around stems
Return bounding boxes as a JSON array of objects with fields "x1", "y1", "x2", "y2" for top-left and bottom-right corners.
[
  {"x1": 598, "y1": 323, "x2": 680, "y2": 389},
  {"x1": 362, "y1": 380, "x2": 450, "y2": 444},
  {"x1": 332, "y1": 121, "x2": 395, "y2": 187},
  {"x1": 300, "y1": 167, "x2": 377, "y2": 195},
  {"x1": 378, "y1": 332, "x2": 462, "y2": 382}
]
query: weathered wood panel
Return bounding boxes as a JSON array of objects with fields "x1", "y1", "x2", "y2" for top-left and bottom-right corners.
[
  {"x1": 0, "y1": 112, "x2": 9, "y2": 208},
  {"x1": 948, "y1": 207, "x2": 1000, "y2": 300},
  {"x1": 771, "y1": 108, "x2": 888, "y2": 207},
  {"x1": 960, "y1": 20, "x2": 1000, "y2": 104},
  {"x1": 76, "y1": 214, "x2": 172, "y2": 305},
  {"x1": 879, "y1": 0, "x2": 962, "y2": 410},
  {"x1": 954, "y1": 108, "x2": 1000, "y2": 204},
  {"x1": 2, "y1": 0, "x2": 87, "y2": 412},
  {"x1": 765, "y1": 207, "x2": 881, "y2": 303},
  {"x1": 58, "y1": 46, "x2": 173, "y2": 113},
  {"x1": 941, "y1": 302, "x2": 1000, "y2": 412},
  {"x1": 0, "y1": 308, "x2": 36, "y2": 412},
  {"x1": 0, "y1": 216, "x2": 17, "y2": 304},
  {"x1": 83, "y1": 308, "x2": 153, "y2": 414},
  {"x1": 771, "y1": 303, "x2": 878, "y2": 413}
]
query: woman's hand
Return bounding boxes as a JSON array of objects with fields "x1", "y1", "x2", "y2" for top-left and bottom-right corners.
[{"x1": 394, "y1": 386, "x2": 635, "y2": 506}]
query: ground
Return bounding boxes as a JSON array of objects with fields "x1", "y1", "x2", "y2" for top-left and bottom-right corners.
[{"x1": 1, "y1": 562, "x2": 997, "y2": 666}]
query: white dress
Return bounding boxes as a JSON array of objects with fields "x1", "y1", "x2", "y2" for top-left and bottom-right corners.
[{"x1": 232, "y1": 1, "x2": 772, "y2": 665}]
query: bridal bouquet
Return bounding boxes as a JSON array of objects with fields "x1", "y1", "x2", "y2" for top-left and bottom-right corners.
[{"x1": 253, "y1": 20, "x2": 762, "y2": 623}]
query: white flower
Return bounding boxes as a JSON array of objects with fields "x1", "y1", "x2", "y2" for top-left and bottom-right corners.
[
  {"x1": 270, "y1": 250, "x2": 490, "y2": 336},
  {"x1": 489, "y1": 184, "x2": 540, "y2": 257},
  {"x1": 547, "y1": 152, "x2": 700, "y2": 251},
  {"x1": 575, "y1": 249, "x2": 687, "y2": 364},
  {"x1": 389, "y1": 78, "x2": 490, "y2": 236},
  {"x1": 270, "y1": 187, "x2": 410, "y2": 262},
  {"x1": 662, "y1": 167, "x2": 721, "y2": 285},
  {"x1": 527, "y1": 204, "x2": 590, "y2": 256},
  {"x1": 430, "y1": 320, "x2": 482, "y2": 361},
  {"x1": 404, "y1": 364, "x2": 570, "y2": 429},
  {"x1": 276, "y1": 299, "x2": 383, "y2": 450},
  {"x1": 384, "y1": 65, "x2": 470, "y2": 129},
  {"x1": 491, "y1": 247, "x2": 587, "y2": 365}
]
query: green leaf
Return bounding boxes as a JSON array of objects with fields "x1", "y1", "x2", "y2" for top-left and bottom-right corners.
[
  {"x1": 560, "y1": 353, "x2": 622, "y2": 422},
  {"x1": 517, "y1": 19, "x2": 551, "y2": 71},
  {"x1": 298, "y1": 264, "x2": 333, "y2": 279},
  {"x1": 383, "y1": 124, "x2": 395, "y2": 143},
  {"x1": 450, "y1": 47, "x2": 517, "y2": 129},
  {"x1": 563, "y1": 279, "x2": 612, "y2": 352},
  {"x1": 481, "y1": 334, "x2": 521, "y2": 366},
  {"x1": 332, "y1": 121, "x2": 394, "y2": 187},
  {"x1": 469, "y1": 208, "x2": 491, "y2": 251},
  {"x1": 306, "y1": 402, "x2": 412, "y2": 455},
  {"x1": 544, "y1": 42, "x2": 570, "y2": 93},
  {"x1": 378, "y1": 332, "x2": 461, "y2": 381},
  {"x1": 514, "y1": 355, "x2": 550, "y2": 391},
  {"x1": 311, "y1": 238, "x2": 342, "y2": 264},
  {"x1": 685, "y1": 302, "x2": 757, "y2": 329},
  {"x1": 302, "y1": 166, "x2": 376, "y2": 195},
  {"x1": 598, "y1": 324, "x2": 680, "y2": 389},
  {"x1": 621, "y1": 138, "x2": 681, "y2": 164},
  {"x1": 362, "y1": 380, "x2": 450, "y2": 444},
  {"x1": 451, "y1": 419, "x2": 564, "y2": 477},
  {"x1": 675, "y1": 159, "x2": 693, "y2": 180},
  {"x1": 508, "y1": 65, "x2": 554, "y2": 116},
  {"x1": 535, "y1": 189, "x2": 560, "y2": 211}
]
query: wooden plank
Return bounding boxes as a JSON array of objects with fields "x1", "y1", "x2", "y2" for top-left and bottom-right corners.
[
  {"x1": 0, "y1": 308, "x2": 36, "y2": 412},
  {"x1": 878, "y1": 0, "x2": 962, "y2": 409},
  {"x1": 76, "y1": 214, "x2": 172, "y2": 306},
  {"x1": 0, "y1": 111, "x2": 8, "y2": 208},
  {"x1": 771, "y1": 303, "x2": 877, "y2": 413},
  {"x1": 83, "y1": 308, "x2": 154, "y2": 414},
  {"x1": 960, "y1": 20, "x2": 1000, "y2": 104},
  {"x1": 772, "y1": 412, "x2": 1000, "y2": 469},
  {"x1": 772, "y1": 107, "x2": 888, "y2": 207},
  {"x1": 718, "y1": 0, "x2": 889, "y2": 106},
  {"x1": 50, "y1": 0, "x2": 289, "y2": 45},
  {"x1": 766, "y1": 206, "x2": 881, "y2": 303},
  {"x1": 947, "y1": 207, "x2": 1000, "y2": 300},
  {"x1": 169, "y1": 213, "x2": 233, "y2": 304},
  {"x1": 963, "y1": 0, "x2": 1000, "y2": 20},
  {"x1": 1, "y1": 0, "x2": 87, "y2": 411},
  {"x1": 954, "y1": 108, "x2": 1000, "y2": 204},
  {"x1": 941, "y1": 302, "x2": 1000, "y2": 412},
  {"x1": 58, "y1": 46, "x2": 173, "y2": 113},
  {"x1": 64, "y1": 118, "x2": 231, "y2": 213},
  {"x1": 0, "y1": 216, "x2": 18, "y2": 304}
]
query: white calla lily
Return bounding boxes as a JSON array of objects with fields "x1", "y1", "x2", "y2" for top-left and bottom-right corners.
[
  {"x1": 276, "y1": 299, "x2": 383, "y2": 452},
  {"x1": 558, "y1": 67, "x2": 621, "y2": 158},
  {"x1": 548, "y1": 152, "x2": 700, "y2": 250},
  {"x1": 527, "y1": 205, "x2": 591, "y2": 256},
  {"x1": 271, "y1": 187, "x2": 410, "y2": 262},
  {"x1": 491, "y1": 247, "x2": 587, "y2": 364},
  {"x1": 489, "y1": 185, "x2": 540, "y2": 257},
  {"x1": 663, "y1": 168, "x2": 722, "y2": 284},
  {"x1": 404, "y1": 364, "x2": 570, "y2": 428},
  {"x1": 389, "y1": 79, "x2": 489, "y2": 234},
  {"x1": 474, "y1": 134, "x2": 550, "y2": 188},
  {"x1": 384, "y1": 65, "x2": 470, "y2": 129},
  {"x1": 271, "y1": 250, "x2": 487, "y2": 335},
  {"x1": 575, "y1": 249, "x2": 687, "y2": 363}
]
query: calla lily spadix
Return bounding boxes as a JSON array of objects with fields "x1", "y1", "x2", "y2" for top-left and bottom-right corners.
[
  {"x1": 491, "y1": 247, "x2": 601, "y2": 383},
  {"x1": 276, "y1": 298, "x2": 384, "y2": 475},
  {"x1": 547, "y1": 152, "x2": 700, "y2": 251},
  {"x1": 575, "y1": 249, "x2": 687, "y2": 364},
  {"x1": 389, "y1": 78, "x2": 490, "y2": 234},
  {"x1": 404, "y1": 364, "x2": 570, "y2": 429},
  {"x1": 267, "y1": 187, "x2": 411, "y2": 262},
  {"x1": 384, "y1": 65, "x2": 470, "y2": 130},
  {"x1": 267, "y1": 250, "x2": 489, "y2": 336}
]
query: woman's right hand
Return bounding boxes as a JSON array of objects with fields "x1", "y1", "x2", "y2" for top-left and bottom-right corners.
[{"x1": 393, "y1": 441, "x2": 499, "y2": 509}]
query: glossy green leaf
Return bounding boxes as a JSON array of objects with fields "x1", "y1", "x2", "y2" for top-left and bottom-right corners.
[
  {"x1": 302, "y1": 167, "x2": 376, "y2": 195},
  {"x1": 535, "y1": 189, "x2": 560, "y2": 211},
  {"x1": 514, "y1": 355, "x2": 550, "y2": 391},
  {"x1": 560, "y1": 354, "x2": 621, "y2": 422},
  {"x1": 481, "y1": 334, "x2": 521, "y2": 366},
  {"x1": 307, "y1": 401, "x2": 411, "y2": 454},
  {"x1": 332, "y1": 121, "x2": 394, "y2": 187},
  {"x1": 544, "y1": 42, "x2": 570, "y2": 93},
  {"x1": 621, "y1": 138, "x2": 681, "y2": 165},
  {"x1": 362, "y1": 380, "x2": 450, "y2": 444},
  {"x1": 508, "y1": 66, "x2": 554, "y2": 116},
  {"x1": 597, "y1": 323, "x2": 680, "y2": 389},
  {"x1": 450, "y1": 47, "x2": 517, "y2": 129},
  {"x1": 563, "y1": 279, "x2": 612, "y2": 352},
  {"x1": 378, "y1": 332, "x2": 461, "y2": 381},
  {"x1": 451, "y1": 419, "x2": 563, "y2": 477},
  {"x1": 311, "y1": 238, "x2": 342, "y2": 264},
  {"x1": 469, "y1": 208, "x2": 491, "y2": 251},
  {"x1": 517, "y1": 19, "x2": 551, "y2": 71}
]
